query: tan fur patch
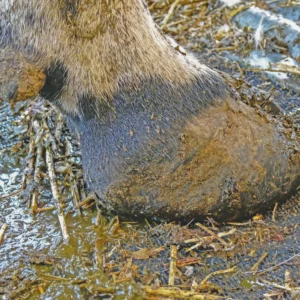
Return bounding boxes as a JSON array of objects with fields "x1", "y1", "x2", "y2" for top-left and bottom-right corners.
[
  {"x1": 0, "y1": 47, "x2": 45, "y2": 102},
  {"x1": 14, "y1": 67, "x2": 45, "y2": 102}
]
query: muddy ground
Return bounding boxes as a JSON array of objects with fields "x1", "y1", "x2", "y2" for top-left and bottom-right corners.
[{"x1": 1, "y1": 0, "x2": 300, "y2": 299}]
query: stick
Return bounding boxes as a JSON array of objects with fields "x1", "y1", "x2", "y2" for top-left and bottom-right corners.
[
  {"x1": 218, "y1": 228, "x2": 237, "y2": 238},
  {"x1": 249, "y1": 64, "x2": 300, "y2": 76},
  {"x1": 92, "y1": 287, "x2": 116, "y2": 294},
  {"x1": 145, "y1": 286, "x2": 223, "y2": 299},
  {"x1": 186, "y1": 241, "x2": 203, "y2": 252},
  {"x1": 0, "y1": 189, "x2": 22, "y2": 200},
  {"x1": 31, "y1": 143, "x2": 43, "y2": 214},
  {"x1": 96, "y1": 207, "x2": 103, "y2": 227},
  {"x1": 76, "y1": 193, "x2": 97, "y2": 209},
  {"x1": 196, "y1": 223, "x2": 227, "y2": 246},
  {"x1": 54, "y1": 113, "x2": 64, "y2": 142},
  {"x1": 285, "y1": 270, "x2": 292, "y2": 290},
  {"x1": 169, "y1": 245, "x2": 178, "y2": 286},
  {"x1": 40, "y1": 274, "x2": 70, "y2": 282},
  {"x1": 0, "y1": 224, "x2": 8, "y2": 244},
  {"x1": 21, "y1": 134, "x2": 36, "y2": 192},
  {"x1": 70, "y1": 178, "x2": 82, "y2": 216},
  {"x1": 43, "y1": 119, "x2": 58, "y2": 154},
  {"x1": 272, "y1": 203, "x2": 278, "y2": 222},
  {"x1": 58, "y1": 214, "x2": 69, "y2": 242},
  {"x1": 200, "y1": 266, "x2": 237, "y2": 286},
  {"x1": 258, "y1": 279, "x2": 300, "y2": 292},
  {"x1": 36, "y1": 206, "x2": 56, "y2": 213},
  {"x1": 243, "y1": 253, "x2": 300, "y2": 275},
  {"x1": 226, "y1": 221, "x2": 252, "y2": 226},
  {"x1": 46, "y1": 146, "x2": 69, "y2": 242},
  {"x1": 161, "y1": 0, "x2": 180, "y2": 30},
  {"x1": 251, "y1": 251, "x2": 268, "y2": 273},
  {"x1": 64, "y1": 139, "x2": 73, "y2": 157}
]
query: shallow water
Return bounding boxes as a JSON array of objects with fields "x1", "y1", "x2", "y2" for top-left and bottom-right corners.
[
  {"x1": 0, "y1": 102, "x2": 143, "y2": 298},
  {"x1": 0, "y1": 102, "x2": 53, "y2": 271}
]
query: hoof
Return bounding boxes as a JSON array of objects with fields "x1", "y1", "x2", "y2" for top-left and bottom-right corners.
[{"x1": 96, "y1": 98, "x2": 300, "y2": 222}]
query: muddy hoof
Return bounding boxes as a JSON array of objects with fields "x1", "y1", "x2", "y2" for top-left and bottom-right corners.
[{"x1": 78, "y1": 93, "x2": 300, "y2": 222}]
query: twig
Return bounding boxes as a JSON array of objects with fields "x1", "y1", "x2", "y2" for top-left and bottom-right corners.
[
  {"x1": 145, "y1": 286, "x2": 224, "y2": 299},
  {"x1": 54, "y1": 113, "x2": 64, "y2": 142},
  {"x1": 58, "y1": 214, "x2": 69, "y2": 242},
  {"x1": 91, "y1": 286, "x2": 116, "y2": 294},
  {"x1": 65, "y1": 139, "x2": 73, "y2": 157},
  {"x1": 218, "y1": 228, "x2": 237, "y2": 238},
  {"x1": 108, "y1": 216, "x2": 120, "y2": 235},
  {"x1": 226, "y1": 4, "x2": 253, "y2": 19},
  {"x1": 96, "y1": 207, "x2": 103, "y2": 227},
  {"x1": 70, "y1": 178, "x2": 82, "y2": 216},
  {"x1": 76, "y1": 193, "x2": 97, "y2": 209},
  {"x1": 272, "y1": 203, "x2": 278, "y2": 222},
  {"x1": 251, "y1": 251, "x2": 268, "y2": 273},
  {"x1": 226, "y1": 221, "x2": 252, "y2": 226},
  {"x1": 200, "y1": 266, "x2": 236, "y2": 285},
  {"x1": 0, "y1": 189, "x2": 22, "y2": 200},
  {"x1": 285, "y1": 270, "x2": 292, "y2": 290},
  {"x1": 0, "y1": 224, "x2": 8, "y2": 244},
  {"x1": 46, "y1": 146, "x2": 69, "y2": 242},
  {"x1": 169, "y1": 245, "x2": 178, "y2": 286},
  {"x1": 196, "y1": 222, "x2": 227, "y2": 246},
  {"x1": 243, "y1": 253, "x2": 300, "y2": 275},
  {"x1": 40, "y1": 274, "x2": 70, "y2": 282},
  {"x1": 31, "y1": 143, "x2": 43, "y2": 214},
  {"x1": 211, "y1": 46, "x2": 238, "y2": 52},
  {"x1": 161, "y1": 0, "x2": 181, "y2": 30},
  {"x1": 186, "y1": 241, "x2": 203, "y2": 252},
  {"x1": 33, "y1": 120, "x2": 44, "y2": 145},
  {"x1": 21, "y1": 134, "x2": 36, "y2": 192},
  {"x1": 249, "y1": 64, "x2": 300, "y2": 76},
  {"x1": 43, "y1": 119, "x2": 58, "y2": 154},
  {"x1": 36, "y1": 206, "x2": 56, "y2": 213},
  {"x1": 94, "y1": 241, "x2": 105, "y2": 268},
  {"x1": 193, "y1": 3, "x2": 208, "y2": 27},
  {"x1": 258, "y1": 278, "x2": 300, "y2": 292}
]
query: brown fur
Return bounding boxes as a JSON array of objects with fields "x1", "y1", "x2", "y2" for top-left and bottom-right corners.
[{"x1": 0, "y1": 0, "x2": 218, "y2": 113}]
